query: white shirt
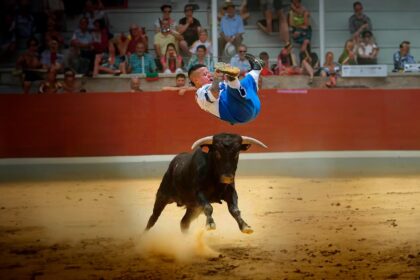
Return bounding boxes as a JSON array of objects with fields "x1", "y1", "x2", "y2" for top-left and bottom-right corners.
[{"x1": 195, "y1": 83, "x2": 221, "y2": 118}]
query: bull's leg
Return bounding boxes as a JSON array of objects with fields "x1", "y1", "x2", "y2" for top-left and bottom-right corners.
[
  {"x1": 224, "y1": 185, "x2": 253, "y2": 234},
  {"x1": 145, "y1": 191, "x2": 170, "y2": 231},
  {"x1": 197, "y1": 192, "x2": 216, "y2": 231},
  {"x1": 180, "y1": 207, "x2": 202, "y2": 233}
]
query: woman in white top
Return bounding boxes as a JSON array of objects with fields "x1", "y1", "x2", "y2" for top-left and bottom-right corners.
[{"x1": 357, "y1": 30, "x2": 379, "y2": 65}]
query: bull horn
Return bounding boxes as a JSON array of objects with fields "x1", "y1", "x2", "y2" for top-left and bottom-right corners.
[
  {"x1": 191, "y1": 136, "x2": 213, "y2": 150},
  {"x1": 241, "y1": 136, "x2": 268, "y2": 148}
]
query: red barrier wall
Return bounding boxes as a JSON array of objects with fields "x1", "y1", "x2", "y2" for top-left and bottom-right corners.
[{"x1": 1, "y1": 89, "x2": 420, "y2": 158}]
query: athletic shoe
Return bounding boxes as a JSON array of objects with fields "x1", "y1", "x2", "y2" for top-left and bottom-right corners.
[
  {"x1": 215, "y1": 62, "x2": 240, "y2": 79},
  {"x1": 245, "y1": 53, "x2": 265, "y2": 70}
]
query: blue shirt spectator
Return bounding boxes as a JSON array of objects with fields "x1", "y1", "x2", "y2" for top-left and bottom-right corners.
[
  {"x1": 220, "y1": 14, "x2": 244, "y2": 37},
  {"x1": 393, "y1": 41, "x2": 416, "y2": 71},
  {"x1": 129, "y1": 42, "x2": 157, "y2": 74},
  {"x1": 230, "y1": 45, "x2": 250, "y2": 76}
]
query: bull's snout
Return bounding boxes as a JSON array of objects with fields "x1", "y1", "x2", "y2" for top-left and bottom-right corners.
[{"x1": 220, "y1": 174, "x2": 234, "y2": 184}]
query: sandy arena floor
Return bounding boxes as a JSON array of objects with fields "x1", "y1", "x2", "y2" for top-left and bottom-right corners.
[{"x1": 0, "y1": 176, "x2": 419, "y2": 279}]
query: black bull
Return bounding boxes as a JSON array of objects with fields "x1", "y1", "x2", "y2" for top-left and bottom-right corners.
[{"x1": 145, "y1": 133, "x2": 267, "y2": 234}]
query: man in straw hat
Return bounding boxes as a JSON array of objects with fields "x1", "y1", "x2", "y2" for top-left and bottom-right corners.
[
  {"x1": 188, "y1": 53, "x2": 264, "y2": 125},
  {"x1": 219, "y1": 1, "x2": 245, "y2": 61}
]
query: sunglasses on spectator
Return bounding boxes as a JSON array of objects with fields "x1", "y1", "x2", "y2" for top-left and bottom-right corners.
[{"x1": 239, "y1": 50, "x2": 247, "y2": 53}]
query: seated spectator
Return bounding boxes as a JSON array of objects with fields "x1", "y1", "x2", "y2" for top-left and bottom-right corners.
[
  {"x1": 218, "y1": 1, "x2": 245, "y2": 61},
  {"x1": 127, "y1": 24, "x2": 148, "y2": 54},
  {"x1": 339, "y1": 39, "x2": 357, "y2": 65},
  {"x1": 357, "y1": 30, "x2": 379, "y2": 65},
  {"x1": 218, "y1": 0, "x2": 250, "y2": 22},
  {"x1": 16, "y1": 37, "x2": 43, "y2": 94},
  {"x1": 275, "y1": 42, "x2": 302, "y2": 75},
  {"x1": 41, "y1": 38, "x2": 64, "y2": 72},
  {"x1": 299, "y1": 44, "x2": 318, "y2": 84},
  {"x1": 288, "y1": 0, "x2": 311, "y2": 53},
  {"x1": 60, "y1": 68, "x2": 86, "y2": 93},
  {"x1": 14, "y1": 1, "x2": 36, "y2": 49},
  {"x1": 115, "y1": 32, "x2": 130, "y2": 56},
  {"x1": 39, "y1": 68, "x2": 62, "y2": 94},
  {"x1": 70, "y1": 17, "x2": 95, "y2": 74},
  {"x1": 187, "y1": 45, "x2": 214, "y2": 72},
  {"x1": 0, "y1": 13, "x2": 16, "y2": 57},
  {"x1": 177, "y1": 4, "x2": 201, "y2": 56},
  {"x1": 393, "y1": 41, "x2": 416, "y2": 72},
  {"x1": 44, "y1": 17, "x2": 65, "y2": 48},
  {"x1": 130, "y1": 77, "x2": 143, "y2": 92},
  {"x1": 154, "y1": 19, "x2": 184, "y2": 59},
  {"x1": 154, "y1": 4, "x2": 177, "y2": 33},
  {"x1": 91, "y1": 19, "x2": 109, "y2": 54},
  {"x1": 229, "y1": 44, "x2": 250, "y2": 76},
  {"x1": 258, "y1": 0, "x2": 289, "y2": 44},
  {"x1": 161, "y1": 43, "x2": 183, "y2": 74},
  {"x1": 161, "y1": 73, "x2": 195, "y2": 95},
  {"x1": 190, "y1": 29, "x2": 212, "y2": 55},
  {"x1": 84, "y1": 0, "x2": 109, "y2": 31},
  {"x1": 93, "y1": 41, "x2": 127, "y2": 76},
  {"x1": 259, "y1": 51, "x2": 274, "y2": 76},
  {"x1": 348, "y1": 1, "x2": 372, "y2": 42},
  {"x1": 128, "y1": 42, "x2": 157, "y2": 74},
  {"x1": 320, "y1": 51, "x2": 340, "y2": 88}
]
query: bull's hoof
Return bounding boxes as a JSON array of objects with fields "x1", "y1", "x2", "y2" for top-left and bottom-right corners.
[
  {"x1": 206, "y1": 222, "x2": 216, "y2": 231},
  {"x1": 241, "y1": 225, "x2": 254, "y2": 234}
]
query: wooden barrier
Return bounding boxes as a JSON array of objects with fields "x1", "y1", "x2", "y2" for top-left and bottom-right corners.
[{"x1": 1, "y1": 89, "x2": 420, "y2": 158}]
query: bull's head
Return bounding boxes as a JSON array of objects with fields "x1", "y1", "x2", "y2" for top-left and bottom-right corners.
[{"x1": 191, "y1": 133, "x2": 267, "y2": 184}]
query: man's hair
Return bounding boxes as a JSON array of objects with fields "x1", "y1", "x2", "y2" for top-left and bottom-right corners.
[
  {"x1": 160, "y1": 4, "x2": 172, "y2": 12},
  {"x1": 196, "y1": 45, "x2": 207, "y2": 52},
  {"x1": 188, "y1": 64, "x2": 207, "y2": 86},
  {"x1": 400, "y1": 41, "x2": 410, "y2": 48},
  {"x1": 259, "y1": 51, "x2": 269, "y2": 60},
  {"x1": 353, "y1": 1, "x2": 362, "y2": 9},
  {"x1": 176, "y1": 73, "x2": 186, "y2": 80}
]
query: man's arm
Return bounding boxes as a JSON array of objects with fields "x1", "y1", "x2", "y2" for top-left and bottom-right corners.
[{"x1": 208, "y1": 71, "x2": 223, "y2": 99}]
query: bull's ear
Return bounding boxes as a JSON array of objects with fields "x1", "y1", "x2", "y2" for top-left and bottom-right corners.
[{"x1": 240, "y1": 144, "x2": 251, "y2": 151}]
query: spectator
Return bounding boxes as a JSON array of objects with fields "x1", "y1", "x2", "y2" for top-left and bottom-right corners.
[
  {"x1": 187, "y1": 45, "x2": 214, "y2": 72},
  {"x1": 16, "y1": 37, "x2": 43, "y2": 94},
  {"x1": 178, "y1": 4, "x2": 201, "y2": 56},
  {"x1": 259, "y1": 51, "x2": 274, "y2": 76},
  {"x1": 219, "y1": 1, "x2": 245, "y2": 61},
  {"x1": 39, "y1": 68, "x2": 62, "y2": 93},
  {"x1": 15, "y1": 1, "x2": 36, "y2": 48},
  {"x1": 84, "y1": 0, "x2": 109, "y2": 31},
  {"x1": 218, "y1": 0, "x2": 250, "y2": 23},
  {"x1": 299, "y1": 44, "x2": 318, "y2": 84},
  {"x1": 339, "y1": 39, "x2": 357, "y2": 65},
  {"x1": 44, "y1": 17, "x2": 64, "y2": 47},
  {"x1": 60, "y1": 68, "x2": 86, "y2": 93},
  {"x1": 393, "y1": 41, "x2": 416, "y2": 72},
  {"x1": 349, "y1": 1, "x2": 372, "y2": 42},
  {"x1": 43, "y1": 0, "x2": 65, "y2": 31},
  {"x1": 161, "y1": 73, "x2": 195, "y2": 95},
  {"x1": 93, "y1": 41, "x2": 127, "y2": 76},
  {"x1": 288, "y1": 0, "x2": 311, "y2": 53},
  {"x1": 190, "y1": 29, "x2": 212, "y2": 55},
  {"x1": 128, "y1": 42, "x2": 157, "y2": 74},
  {"x1": 0, "y1": 13, "x2": 16, "y2": 57},
  {"x1": 357, "y1": 30, "x2": 379, "y2": 65},
  {"x1": 154, "y1": 18, "x2": 183, "y2": 59},
  {"x1": 275, "y1": 42, "x2": 301, "y2": 75},
  {"x1": 160, "y1": 43, "x2": 183, "y2": 74},
  {"x1": 321, "y1": 51, "x2": 340, "y2": 88},
  {"x1": 70, "y1": 17, "x2": 95, "y2": 74},
  {"x1": 154, "y1": 4, "x2": 177, "y2": 33},
  {"x1": 127, "y1": 24, "x2": 148, "y2": 54},
  {"x1": 91, "y1": 19, "x2": 109, "y2": 54},
  {"x1": 115, "y1": 32, "x2": 130, "y2": 56},
  {"x1": 229, "y1": 44, "x2": 250, "y2": 76},
  {"x1": 258, "y1": 0, "x2": 289, "y2": 44},
  {"x1": 41, "y1": 38, "x2": 64, "y2": 71},
  {"x1": 130, "y1": 77, "x2": 143, "y2": 92}
]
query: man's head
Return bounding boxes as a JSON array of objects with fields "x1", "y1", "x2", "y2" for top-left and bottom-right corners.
[
  {"x1": 399, "y1": 41, "x2": 411, "y2": 55},
  {"x1": 292, "y1": 0, "x2": 302, "y2": 8},
  {"x1": 64, "y1": 68, "x2": 76, "y2": 83},
  {"x1": 131, "y1": 77, "x2": 141, "y2": 91},
  {"x1": 27, "y1": 37, "x2": 39, "y2": 51},
  {"x1": 135, "y1": 42, "x2": 145, "y2": 56},
  {"x1": 188, "y1": 64, "x2": 212, "y2": 88},
  {"x1": 160, "y1": 4, "x2": 172, "y2": 20},
  {"x1": 160, "y1": 19, "x2": 171, "y2": 34},
  {"x1": 176, "y1": 73, "x2": 186, "y2": 87},
  {"x1": 259, "y1": 51, "x2": 269, "y2": 66},
  {"x1": 199, "y1": 29, "x2": 208, "y2": 42},
  {"x1": 184, "y1": 4, "x2": 194, "y2": 16},
  {"x1": 238, "y1": 45, "x2": 247, "y2": 60},
  {"x1": 353, "y1": 1, "x2": 363, "y2": 16},
  {"x1": 79, "y1": 17, "x2": 89, "y2": 32},
  {"x1": 129, "y1": 24, "x2": 140, "y2": 38},
  {"x1": 48, "y1": 38, "x2": 59, "y2": 52},
  {"x1": 224, "y1": 2, "x2": 236, "y2": 17},
  {"x1": 196, "y1": 45, "x2": 207, "y2": 59}
]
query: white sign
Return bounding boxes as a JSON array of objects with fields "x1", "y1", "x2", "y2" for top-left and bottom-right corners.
[
  {"x1": 404, "y1": 64, "x2": 420, "y2": 73},
  {"x1": 341, "y1": 65, "x2": 388, "y2": 77}
]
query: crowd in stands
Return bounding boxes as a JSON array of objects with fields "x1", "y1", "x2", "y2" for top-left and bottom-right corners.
[{"x1": 0, "y1": 0, "x2": 418, "y2": 93}]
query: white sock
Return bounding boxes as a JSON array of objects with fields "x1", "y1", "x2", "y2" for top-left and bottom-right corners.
[
  {"x1": 249, "y1": 70, "x2": 261, "y2": 87},
  {"x1": 227, "y1": 78, "x2": 240, "y2": 89}
]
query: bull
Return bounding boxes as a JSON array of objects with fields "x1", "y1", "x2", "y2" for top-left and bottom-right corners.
[{"x1": 145, "y1": 133, "x2": 267, "y2": 234}]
